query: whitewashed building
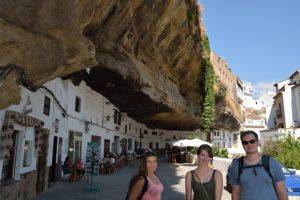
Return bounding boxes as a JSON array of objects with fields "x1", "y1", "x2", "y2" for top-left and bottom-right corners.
[
  {"x1": 0, "y1": 78, "x2": 189, "y2": 199},
  {"x1": 210, "y1": 129, "x2": 239, "y2": 148},
  {"x1": 261, "y1": 70, "x2": 300, "y2": 144}
]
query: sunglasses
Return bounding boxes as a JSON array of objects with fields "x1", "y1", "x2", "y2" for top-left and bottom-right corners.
[{"x1": 242, "y1": 139, "x2": 256, "y2": 145}]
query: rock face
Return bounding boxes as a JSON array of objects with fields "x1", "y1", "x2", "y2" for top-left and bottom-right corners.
[
  {"x1": 0, "y1": 0, "x2": 239, "y2": 131},
  {"x1": 0, "y1": 0, "x2": 98, "y2": 108}
]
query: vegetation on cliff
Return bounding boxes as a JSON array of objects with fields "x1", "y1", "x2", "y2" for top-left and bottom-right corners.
[{"x1": 201, "y1": 35, "x2": 215, "y2": 140}]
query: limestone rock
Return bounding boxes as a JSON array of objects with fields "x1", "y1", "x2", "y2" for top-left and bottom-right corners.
[{"x1": 0, "y1": 0, "x2": 240, "y2": 131}]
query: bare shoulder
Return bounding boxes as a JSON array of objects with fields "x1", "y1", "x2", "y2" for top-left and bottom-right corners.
[
  {"x1": 214, "y1": 170, "x2": 223, "y2": 178},
  {"x1": 185, "y1": 170, "x2": 193, "y2": 178}
]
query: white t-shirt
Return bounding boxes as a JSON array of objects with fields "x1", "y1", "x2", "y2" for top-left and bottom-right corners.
[{"x1": 110, "y1": 158, "x2": 115, "y2": 164}]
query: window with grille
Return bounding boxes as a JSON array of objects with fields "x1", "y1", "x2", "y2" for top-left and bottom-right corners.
[
  {"x1": 75, "y1": 96, "x2": 81, "y2": 112},
  {"x1": 43, "y1": 96, "x2": 50, "y2": 116}
]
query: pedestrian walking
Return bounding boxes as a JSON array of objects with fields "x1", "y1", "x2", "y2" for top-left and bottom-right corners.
[
  {"x1": 126, "y1": 151, "x2": 164, "y2": 200},
  {"x1": 185, "y1": 144, "x2": 223, "y2": 200},
  {"x1": 229, "y1": 130, "x2": 288, "y2": 200}
]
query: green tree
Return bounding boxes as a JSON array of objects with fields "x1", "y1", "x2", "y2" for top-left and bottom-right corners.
[
  {"x1": 188, "y1": 133, "x2": 198, "y2": 140},
  {"x1": 263, "y1": 134, "x2": 300, "y2": 169},
  {"x1": 212, "y1": 146, "x2": 228, "y2": 158}
]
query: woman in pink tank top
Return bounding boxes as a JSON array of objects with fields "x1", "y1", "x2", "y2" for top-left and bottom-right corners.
[{"x1": 127, "y1": 151, "x2": 164, "y2": 200}]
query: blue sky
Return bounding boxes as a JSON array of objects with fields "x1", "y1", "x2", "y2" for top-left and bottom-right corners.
[{"x1": 199, "y1": 0, "x2": 300, "y2": 87}]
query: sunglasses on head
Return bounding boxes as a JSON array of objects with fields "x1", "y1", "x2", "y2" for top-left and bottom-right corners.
[{"x1": 242, "y1": 139, "x2": 256, "y2": 145}]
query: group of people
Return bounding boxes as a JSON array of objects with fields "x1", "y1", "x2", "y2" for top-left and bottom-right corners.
[
  {"x1": 126, "y1": 130, "x2": 289, "y2": 200},
  {"x1": 62, "y1": 156, "x2": 85, "y2": 179},
  {"x1": 102, "y1": 153, "x2": 117, "y2": 173}
]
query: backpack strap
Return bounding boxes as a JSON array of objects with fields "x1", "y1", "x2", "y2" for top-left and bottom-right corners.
[
  {"x1": 237, "y1": 156, "x2": 244, "y2": 184},
  {"x1": 242, "y1": 164, "x2": 264, "y2": 169},
  {"x1": 262, "y1": 155, "x2": 277, "y2": 195}
]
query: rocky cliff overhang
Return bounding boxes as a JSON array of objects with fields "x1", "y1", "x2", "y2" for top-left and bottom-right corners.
[{"x1": 0, "y1": 0, "x2": 240, "y2": 131}]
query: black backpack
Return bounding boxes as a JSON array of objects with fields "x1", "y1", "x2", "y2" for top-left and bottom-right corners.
[
  {"x1": 225, "y1": 154, "x2": 275, "y2": 193},
  {"x1": 126, "y1": 175, "x2": 149, "y2": 200}
]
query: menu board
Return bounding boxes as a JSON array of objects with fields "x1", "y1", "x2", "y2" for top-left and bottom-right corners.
[{"x1": 86, "y1": 142, "x2": 101, "y2": 175}]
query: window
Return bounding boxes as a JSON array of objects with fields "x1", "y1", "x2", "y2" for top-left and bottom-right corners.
[
  {"x1": 43, "y1": 96, "x2": 50, "y2": 116},
  {"x1": 114, "y1": 110, "x2": 118, "y2": 124},
  {"x1": 114, "y1": 109, "x2": 121, "y2": 125},
  {"x1": 125, "y1": 125, "x2": 127, "y2": 133},
  {"x1": 149, "y1": 142, "x2": 153, "y2": 149},
  {"x1": 75, "y1": 96, "x2": 81, "y2": 112},
  {"x1": 223, "y1": 141, "x2": 226, "y2": 147},
  {"x1": 68, "y1": 131, "x2": 82, "y2": 162},
  {"x1": 233, "y1": 134, "x2": 237, "y2": 140},
  {"x1": 152, "y1": 131, "x2": 157, "y2": 136},
  {"x1": 117, "y1": 112, "x2": 121, "y2": 125},
  {"x1": 129, "y1": 123, "x2": 131, "y2": 130},
  {"x1": 23, "y1": 141, "x2": 33, "y2": 167},
  {"x1": 128, "y1": 139, "x2": 132, "y2": 151},
  {"x1": 156, "y1": 142, "x2": 159, "y2": 149},
  {"x1": 144, "y1": 130, "x2": 148, "y2": 134}
]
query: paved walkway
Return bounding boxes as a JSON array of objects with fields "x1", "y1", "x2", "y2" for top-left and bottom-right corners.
[{"x1": 36, "y1": 158, "x2": 230, "y2": 200}]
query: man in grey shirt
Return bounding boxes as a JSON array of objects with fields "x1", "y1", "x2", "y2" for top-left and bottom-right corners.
[{"x1": 229, "y1": 131, "x2": 288, "y2": 200}]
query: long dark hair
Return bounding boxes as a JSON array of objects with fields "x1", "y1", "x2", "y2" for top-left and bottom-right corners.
[{"x1": 128, "y1": 151, "x2": 157, "y2": 194}]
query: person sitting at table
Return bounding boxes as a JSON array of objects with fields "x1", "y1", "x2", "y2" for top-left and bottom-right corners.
[
  {"x1": 110, "y1": 155, "x2": 116, "y2": 164},
  {"x1": 62, "y1": 156, "x2": 72, "y2": 172},
  {"x1": 103, "y1": 153, "x2": 112, "y2": 173},
  {"x1": 75, "y1": 158, "x2": 85, "y2": 179}
]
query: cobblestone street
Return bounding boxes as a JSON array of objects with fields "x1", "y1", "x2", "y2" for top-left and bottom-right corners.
[{"x1": 36, "y1": 158, "x2": 230, "y2": 200}]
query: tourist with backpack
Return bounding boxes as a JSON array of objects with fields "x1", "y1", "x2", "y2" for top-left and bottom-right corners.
[
  {"x1": 126, "y1": 151, "x2": 164, "y2": 200},
  {"x1": 229, "y1": 130, "x2": 288, "y2": 200},
  {"x1": 185, "y1": 144, "x2": 223, "y2": 200}
]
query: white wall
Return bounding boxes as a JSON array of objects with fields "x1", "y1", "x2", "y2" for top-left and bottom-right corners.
[
  {"x1": 0, "y1": 79, "x2": 67, "y2": 177},
  {"x1": 292, "y1": 87, "x2": 300, "y2": 125},
  {"x1": 282, "y1": 85, "x2": 293, "y2": 128},
  {"x1": 0, "y1": 77, "x2": 200, "y2": 181},
  {"x1": 260, "y1": 128, "x2": 300, "y2": 146}
]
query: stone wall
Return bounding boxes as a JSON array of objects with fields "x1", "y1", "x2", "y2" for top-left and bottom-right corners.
[
  {"x1": 212, "y1": 157, "x2": 232, "y2": 173},
  {"x1": 1, "y1": 170, "x2": 38, "y2": 200},
  {"x1": 210, "y1": 52, "x2": 237, "y2": 101}
]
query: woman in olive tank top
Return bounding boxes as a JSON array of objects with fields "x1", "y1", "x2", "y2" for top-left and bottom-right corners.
[{"x1": 185, "y1": 144, "x2": 223, "y2": 200}]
